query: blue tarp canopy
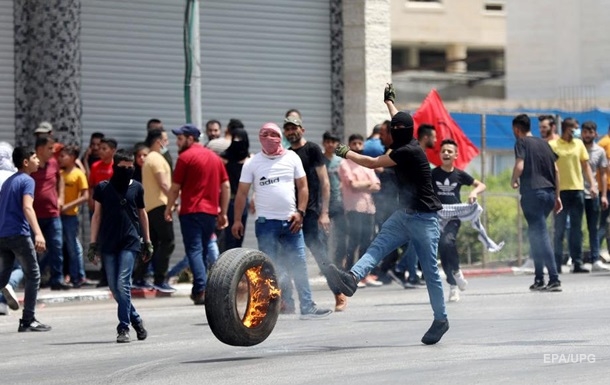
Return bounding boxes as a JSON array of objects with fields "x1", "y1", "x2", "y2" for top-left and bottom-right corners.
[{"x1": 450, "y1": 109, "x2": 610, "y2": 150}]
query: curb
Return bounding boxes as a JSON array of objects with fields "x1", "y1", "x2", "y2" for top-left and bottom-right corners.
[
  {"x1": 18, "y1": 268, "x2": 523, "y2": 306},
  {"x1": 462, "y1": 267, "x2": 519, "y2": 277}
]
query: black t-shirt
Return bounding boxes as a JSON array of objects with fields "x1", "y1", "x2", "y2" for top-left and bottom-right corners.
[
  {"x1": 290, "y1": 141, "x2": 325, "y2": 214},
  {"x1": 93, "y1": 180, "x2": 145, "y2": 254},
  {"x1": 514, "y1": 136, "x2": 557, "y2": 194},
  {"x1": 388, "y1": 139, "x2": 442, "y2": 213},
  {"x1": 431, "y1": 167, "x2": 475, "y2": 204}
]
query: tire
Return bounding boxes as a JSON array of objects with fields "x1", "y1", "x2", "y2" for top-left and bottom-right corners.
[{"x1": 205, "y1": 248, "x2": 281, "y2": 346}]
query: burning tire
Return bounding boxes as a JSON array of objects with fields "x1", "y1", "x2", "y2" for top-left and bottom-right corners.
[{"x1": 205, "y1": 248, "x2": 281, "y2": 346}]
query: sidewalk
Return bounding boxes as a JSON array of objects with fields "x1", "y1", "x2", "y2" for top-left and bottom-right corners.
[{"x1": 10, "y1": 262, "x2": 520, "y2": 306}]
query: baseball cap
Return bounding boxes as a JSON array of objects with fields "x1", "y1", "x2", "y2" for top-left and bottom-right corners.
[
  {"x1": 34, "y1": 121, "x2": 53, "y2": 134},
  {"x1": 171, "y1": 124, "x2": 201, "y2": 138},
  {"x1": 283, "y1": 116, "x2": 302, "y2": 127}
]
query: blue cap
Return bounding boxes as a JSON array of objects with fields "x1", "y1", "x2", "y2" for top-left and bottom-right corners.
[{"x1": 171, "y1": 124, "x2": 201, "y2": 138}]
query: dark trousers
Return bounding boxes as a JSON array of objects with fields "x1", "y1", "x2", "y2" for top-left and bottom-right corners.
[
  {"x1": 554, "y1": 190, "x2": 585, "y2": 268},
  {"x1": 345, "y1": 211, "x2": 375, "y2": 271},
  {"x1": 439, "y1": 219, "x2": 461, "y2": 286},
  {"x1": 584, "y1": 198, "x2": 600, "y2": 262},
  {"x1": 134, "y1": 206, "x2": 175, "y2": 285},
  {"x1": 598, "y1": 191, "x2": 610, "y2": 253},
  {"x1": 302, "y1": 209, "x2": 338, "y2": 294},
  {"x1": 329, "y1": 205, "x2": 348, "y2": 267}
]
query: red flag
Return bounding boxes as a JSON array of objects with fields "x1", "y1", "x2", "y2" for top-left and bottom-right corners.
[{"x1": 413, "y1": 89, "x2": 479, "y2": 169}]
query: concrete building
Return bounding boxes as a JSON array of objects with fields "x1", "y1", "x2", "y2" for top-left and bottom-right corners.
[{"x1": 506, "y1": 0, "x2": 610, "y2": 109}]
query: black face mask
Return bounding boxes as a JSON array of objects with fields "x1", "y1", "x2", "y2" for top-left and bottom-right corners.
[
  {"x1": 110, "y1": 165, "x2": 134, "y2": 194},
  {"x1": 390, "y1": 112, "x2": 415, "y2": 148}
]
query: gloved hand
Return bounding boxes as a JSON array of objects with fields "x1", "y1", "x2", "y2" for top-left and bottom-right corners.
[
  {"x1": 335, "y1": 143, "x2": 350, "y2": 159},
  {"x1": 87, "y1": 243, "x2": 98, "y2": 263},
  {"x1": 384, "y1": 83, "x2": 396, "y2": 103},
  {"x1": 141, "y1": 241, "x2": 154, "y2": 263}
]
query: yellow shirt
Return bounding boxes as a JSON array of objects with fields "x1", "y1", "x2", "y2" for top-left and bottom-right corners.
[
  {"x1": 549, "y1": 138, "x2": 589, "y2": 191},
  {"x1": 142, "y1": 151, "x2": 171, "y2": 211},
  {"x1": 597, "y1": 135, "x2": 610, "y2": 188},
  {"x1": 60, "y1": 167, "x2": 88, "y2": 216}
]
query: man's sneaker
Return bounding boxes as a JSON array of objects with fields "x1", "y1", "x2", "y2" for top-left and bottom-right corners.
[
  {"x1": 529, "y1": 280, "x2": 546, "y2": 291},
  {"x1": 363, "y1": 275, "x2": 383, "y2": 287},
  {"x1": 0, "y1": 303, "x2": 8, "y2": 315},
  {"x1": 404, "y1": 277, "x2": 426, "y2": 289},
  {"x1": 545, "y1": 281, "x2": 562, "y2": 292},
  {"x1": 116, "y1": 329, "x2": 130, "y2": 343},
  {"x1": 132, "y1": 321, "x2": 148, "y2": 340},
  {"x1": 453, "y1": 270, "x2": 468, "y2": 291},
  {"x1": 357, "y1": 281, "x2": 367, "y2": 289},
  {"x1": 299, "y1": 305, "x2": 332, "y2": 320},
  {"x1": 153, "y1": 282, "x2": 176, "y2": 293},
  {"x1": 572, "y1": 264, "x2": 590, "y2": 273},
  {"x1": 50, "y1": 281, "x2": 72, "y2": 291},
  {"x1": 326, "y1": 264, "x2": 358, "y2": 297},
  {"x1": 448, "y1": 285, "x2": 459, "y2": 302},
  {"x1": 387, "y1": 269, "x2": 408, "y2": 286},
  {"x1": 133, "y1": 280, "x2": 155, "y2": 290},
  {"x1": 591, "y1": 260, "x2": 610, "y2": 272},
  {"x1": 421, "y1": 319, "x2": 449, "y2": 345},
  {"x1": 18, "y1": 318, "x2": 52, "y2": 332},
  {"x1": 1, "y1": 285, "x2": 20, "y2": 311}
]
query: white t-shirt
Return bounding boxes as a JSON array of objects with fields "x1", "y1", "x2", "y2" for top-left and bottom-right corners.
[{"x1": 240, "y1": 151, "x2": 306, "y2": 220}]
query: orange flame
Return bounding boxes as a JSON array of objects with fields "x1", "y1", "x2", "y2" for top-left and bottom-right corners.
[{"x1": 242, "y1": 265, "x2": 281, "y2": 328}]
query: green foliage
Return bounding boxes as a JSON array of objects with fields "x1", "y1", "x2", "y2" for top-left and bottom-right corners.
[{"x1": 456, "y1": 169, "x2": 526, "y2": 265}]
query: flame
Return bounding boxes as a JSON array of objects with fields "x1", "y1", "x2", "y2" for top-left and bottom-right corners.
[{"x1": 242, "y1": 265, "x2": 281, "y2": 328}]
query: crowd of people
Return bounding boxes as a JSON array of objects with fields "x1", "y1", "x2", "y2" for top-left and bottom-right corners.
[{"x1": 1, "y1": 84, "x2": 609, "y2": 345}]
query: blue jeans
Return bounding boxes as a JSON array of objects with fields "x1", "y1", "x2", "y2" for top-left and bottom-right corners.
[
  {"x1": 0, "y1": 262, "x2": 24, "y2": 305},
  {"x1": 584, "y1": 198, "x2": 601, "y2": 263},
  {"x1": 102, "y1": 250, "x2": 141, "y2": 331},
  {"x1": 167, "y1": 238, "x2": 219, "y2": 279},
  {"x1": 554, "y1": 190, "x2": 584, "y2": 268},
  {"x1": 179, "y1": 213, "x2": 217, "y2": 296},
  {"x1": 521, "y1": 188, "x2": 559, "y2": 282},
  {"x1": 351, "y1": 210, "x2": 446, "y2": 321},
  {"x1": 37, "y1": 217, "x2": 64, "y2": 285},
  {"x1": 61, "y1": 215, "x2": 85, "y2": 284},
  {"x1": 255, "y1": 218, "x2": 314, "y2": 314},
  {"x1": 0, "y1": 236, "x2": 40, "y2": 321}
]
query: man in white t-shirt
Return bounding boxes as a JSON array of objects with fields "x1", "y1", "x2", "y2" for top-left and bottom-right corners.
[{"x1": 232, "y1": 122, "x2": 332, "y2": 320}]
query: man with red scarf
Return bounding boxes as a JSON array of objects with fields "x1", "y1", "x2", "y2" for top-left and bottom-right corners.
[{"x1": 232, "y1": 123, "x2": 332, "y2": 320}]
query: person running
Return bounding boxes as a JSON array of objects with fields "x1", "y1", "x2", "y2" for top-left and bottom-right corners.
[
  {"x1": 432, "y1": 139, "x2": 486, "y2": 302},
  {"x1": 325, "y1": 84, "x2": 449, "y2": 345}
]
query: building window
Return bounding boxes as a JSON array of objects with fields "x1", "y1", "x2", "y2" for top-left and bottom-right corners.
[
  {"x1": 484, "y1": 1, "x2": 505, "y2": 13},
  {"x1": 406, "y1": 0, "x2": 443, "y2": 9}
]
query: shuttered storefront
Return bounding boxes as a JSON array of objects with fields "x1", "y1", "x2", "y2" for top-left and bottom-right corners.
[
  {"x1": 80, "y1": 0, "x2": 332, "y2": 265},
  {"x1": 0, "y1": 0, "x2": 15, "y2": 144},
  {"x1": 200, "y1": 0, "x2": 332, "y2": 151}
]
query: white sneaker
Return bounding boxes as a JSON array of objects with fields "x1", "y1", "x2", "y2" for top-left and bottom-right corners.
[
  {"x1": 453, "y1": 270, "x2": 468, "y2": 291},
  {"x1": 591, "y1": 260, "x2": 610, "y2": 272},
  {"x1": 0, "y1": 303, "x2": 8, "y2": 315},
  {"x1": 520, "y1": 258, "x2": 534, "y2": 269},
  {"x1": 448, "y1": 286, "x2": 460, "y2": 302},
  {"x1": 1, "y1": 285, "x2": 19, "y2": 311}
]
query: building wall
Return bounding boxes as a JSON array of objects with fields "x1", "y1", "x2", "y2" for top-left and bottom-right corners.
[
  {"x1": 506, "y1": 0, "x2": 610, "y2": 102},
  {"x1": 0, "y1": 0, "x2": 14, "y2": 144},
  {"x1": 390, "y1": 0, "x2": 506, "y2": 49}
]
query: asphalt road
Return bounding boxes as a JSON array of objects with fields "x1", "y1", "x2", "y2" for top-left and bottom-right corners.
[{"x1": 1, "y1": 273, "x2": 609, "y2": 385}]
